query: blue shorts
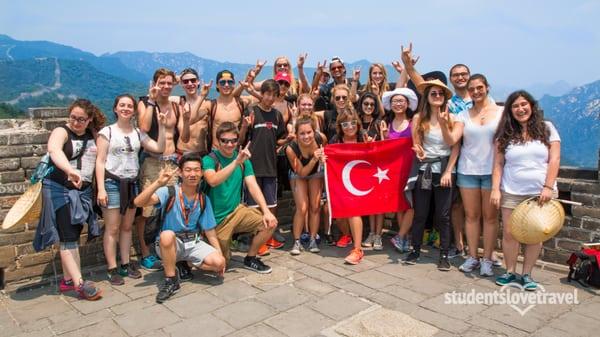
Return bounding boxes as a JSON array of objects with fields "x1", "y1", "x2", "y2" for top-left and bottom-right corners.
[
  {"x1": 104, "y1": 178, "x2": 139, "y2": 209},
  {"x1": 457, "y1": 174, "x2": 492, "y2": 190},
  {"x1": 244, "y1": 176, "x2": 277, "y2": 208}
]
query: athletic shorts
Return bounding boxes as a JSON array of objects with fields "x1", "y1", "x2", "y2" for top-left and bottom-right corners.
[
  {"x1": 244, "y1": 176, "x2": 277, "y2": 208},
  {"x1": 155, "y1": 234, "x2": 217, "y2": 267}
]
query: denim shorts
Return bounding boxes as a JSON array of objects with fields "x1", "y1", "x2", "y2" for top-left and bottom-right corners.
[
  {"x1": 104, "y1": 179, "x2": 139, "y2": 209},
  {"x1": 457, "y1": 173, "x2": 492, "y2": 189}
]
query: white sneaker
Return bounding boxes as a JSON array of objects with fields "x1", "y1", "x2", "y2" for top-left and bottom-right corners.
[
  {"x1": 308, "y1": 238, "x2": 320, "y2": 253},
  {"x1": 290, "y1": 240, "x2": 302, "y2": 256},
  {"x1": 362, "y1": 232, "x2": 375, "y2": 248},
  {"x1": 459, "y1": 256, "x2": 480, "y2": 273},
  {"x1": 373, "y1": 234, "x2": 383, "y2": 251},
  {"x1": 480, "y1": 258, "x2": 494, "y2": 277}
]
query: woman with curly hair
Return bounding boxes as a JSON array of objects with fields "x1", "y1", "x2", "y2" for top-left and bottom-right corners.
[
  {"x1": 490, "y1": 90, "x2": 560, "y2": 291},
  {"x1": 34, "y1": 98, "x2": 106, "y2": 300}
]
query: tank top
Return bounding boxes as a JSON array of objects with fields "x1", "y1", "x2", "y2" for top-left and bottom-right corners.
[
  {"x1": 420, "y1": 126, "x2": 451, "y2": 174},
  {"x1": 288, "y1": 133, "x2": 323, "y2": 176},
  {"x1": 389, "y1": 120, "x2": 412, "y2": 139},
  {"x1": 48, "y1": 126, "x2": 96, "y2": 188}
]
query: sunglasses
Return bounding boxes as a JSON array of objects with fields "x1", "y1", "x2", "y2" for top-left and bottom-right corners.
[
  {"x1": 335, "y1": 95, "x2": 348, "y2": 101},
  {"x1": 429, "y1": 91, "x2": 445, "y2": 97},
  {"x1": 219, "y1": 137, "x2": 239, "y2": 145},
  {"x1": 276, "y1": 63, "x2": 289, "y2": 68},
  {"x1": 331, "y1": 66, "x2": 344, "y2": 71},
  {"x1": 218, "y1": 79, "x2": 235, "y2": 87},
  {"x1": 362, "y1": 102, "x2": 375, "y2": 107},
  {"x1": 341, "y1": 120, "x2": 357, "y2": 129},
  {"x1": 181, "y1": 78, "x2": 198, "y2": 85},
  {"x1": 69, "y1": 115, "x2": 89, "y2": 123}
]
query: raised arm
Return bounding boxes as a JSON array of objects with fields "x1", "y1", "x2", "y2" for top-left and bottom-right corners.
[
  {"x1": 438, "y1": 107, "x2": 464, "y2": 145},
  {"x1": 187, "y1": 81, "x2": 212, "y2": 124},
  {"x1": 349, "y1": 67, "x2": 361, "y2": 103},
  {"x1": 391, "y1": 61, "x2": 409, "y2": 88},
  {"x1": 139, "y1": 81, "x2": 160, "y2": 133},
  {"x1": 141, "y1": 111, "x2": 167, "y2": 153},
  {"x1": 401, "y1": 43, "x2": 425, "y2": 90},
  {"x1": 297, "y1": 53, "x2": 310, "y2": 94},
  {"x1": 310, "y1": 59, "x2": 327, "y2": 94}
]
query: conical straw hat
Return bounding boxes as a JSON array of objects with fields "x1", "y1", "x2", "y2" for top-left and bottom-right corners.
[
  {"x1": 510, "y1": 197, "x2": 565, "y2": 244},
  {"x1": 2, "y1": 182, "x2": 42, "y2": 230}
]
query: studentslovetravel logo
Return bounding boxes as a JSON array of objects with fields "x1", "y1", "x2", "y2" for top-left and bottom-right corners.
[{"x1": 444, "y1": 283, "x2": 579, "y2": 316}]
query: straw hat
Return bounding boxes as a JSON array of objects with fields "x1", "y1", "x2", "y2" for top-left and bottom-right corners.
[
  {"x1": 416, "y1": 79, "x2": 453, "y2": 100},
  {"x1": 510, "y1": 197, "x2": 565, "y2": 244},
  {"x1": 2, "y1": 182, "x2": 42, "y2": 230}
]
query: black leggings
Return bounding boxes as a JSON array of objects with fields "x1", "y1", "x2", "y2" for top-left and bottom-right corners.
[
  {"x1": 56, "y1": 204, "x2": 83, "y2": 243},
  {"x1": 410, "y1": 173, "x2": 452, "y2": 253}
]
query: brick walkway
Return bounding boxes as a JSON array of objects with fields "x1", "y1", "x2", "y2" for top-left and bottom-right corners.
[{"x1": 1, "y1": 241, "x2": 598, "y2": 337}]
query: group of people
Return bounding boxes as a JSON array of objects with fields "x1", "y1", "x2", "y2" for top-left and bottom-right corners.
[{"x1": 33, "y1": 43, "x2": 561, "y2": 304}]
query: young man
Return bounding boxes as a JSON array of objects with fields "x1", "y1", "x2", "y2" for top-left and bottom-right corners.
[
  {"x1": 134, "y1": 154, "x2": 225, "y2": 303},
  {"x1": 176, "y1": 68, "x2": 210, "y2": 155},
  {"x1": 135, "y1": 68, "x2": 190, "y2": 271},
  {"x1": 315, "y1": 57, "x2": 359, "y2": 111},
  {"x1": 243, "y1": 80, "x2": 289, "y2": 253},
  {"x1": 202, "y1": 122, "x2": 278, "y2": 272}
]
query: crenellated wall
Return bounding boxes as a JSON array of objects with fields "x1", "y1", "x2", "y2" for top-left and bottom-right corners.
[{"x1": 0, "y1": 108, "x2": 598, "y2": 289}]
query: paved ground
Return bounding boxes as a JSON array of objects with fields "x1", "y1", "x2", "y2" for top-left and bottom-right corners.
[{"x1": 1, "y1": 239, "x2": 599, "y2": 337}]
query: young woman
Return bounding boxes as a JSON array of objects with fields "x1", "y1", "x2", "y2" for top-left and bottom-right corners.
[
  {"x1": 372, "y1": 88, "x2": 419, "y2": 253},
  {"x1": 318, "y1": 84, "x2": 357, "y2": 142},
  {"x1": 329, "y1": 112, "x2": 370, "y2": 264},
  {"x1": 404, "y1": 80, "x2": 459, "y2": 271},
  {"x1": 491, "y1": 90, "x2": 560, "y2": 291},
  {"x1": 350, "y1": 63, "x2": 390, "y2": 102},
  {"x1": 438, "y1": 74, "x2": 502, "y2": 277},
  {"x1": 286, "y1": 117, "x2": 327, "y2": 255},
  {"x1": 96, "y1": 94, "x2": 166, "y2": 285},
  {"x1": 34, "y1": 99, "x2": 105, "y2": 300}
]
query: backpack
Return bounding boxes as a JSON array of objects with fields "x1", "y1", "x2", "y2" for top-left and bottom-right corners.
[
  {"x1": 206, "y1": 98, "x2": 245, "y2": 150},
  {"x1": 201, "y1": 152, "x2": 245, "y2": 195},
  {"x1": 143, "y1": 185, "x2": 206, "y2": 245},
  {"x1": 567, "y1": 249, "x2": 600, "y2": 288}
]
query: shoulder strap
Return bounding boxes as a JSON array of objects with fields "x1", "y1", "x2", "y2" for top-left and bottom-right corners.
[
  {"x1": 208, "y1": 152, "x2": 222, "y2": 172},
  {"x1": 235, "y1": 97, "x2": 245, "y2": 117},
  {"x1": 210, "y1": 99, "x2": 218, "y2": 121},
  {"x1": 164, "y1": 185, "x2": 177, "y2": 214}
]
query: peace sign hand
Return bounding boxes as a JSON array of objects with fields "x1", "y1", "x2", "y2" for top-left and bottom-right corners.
[
  {"x1": 438, "y1": 105, "x2": 450, "y2": 125},
  {"x1": 255, "y1": 60, "x2": 267, "y2": 73},
  {"x1": 380, "y1": 120, "x2": 389, "y2": 139},
  {"x1": 157, "y1": 166, "x2": 179, "y2": 186},
  {"x1": 316, "y1": 59, "x2": 327, "y2": 74},
  {"x1": 182, "y1": 102, "x2": 191, "y2": 121},
  {"x1": 352, "y1": 67, "x2": 361, "y2": 82},
  {"x1": 148, "y1": 80, "x2": 160, "y2": 101}
]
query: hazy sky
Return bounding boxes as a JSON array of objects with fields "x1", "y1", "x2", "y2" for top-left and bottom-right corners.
[{"x1": 1, "y1": 0, "x2": 599, "y2": 88}]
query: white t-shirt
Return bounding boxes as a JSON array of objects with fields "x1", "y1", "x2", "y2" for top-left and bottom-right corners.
[
  {"x1": 501, "y1": 121, "x2": 560, "y2": 195},
  {"x1": 420, "y1": 126, "x2": 452, "y2": 174},
  {"x1": 98, "y1": 125, "x2": 148, "y2": 179},
  {"x1": 456, "y1": 106, "x2": 502, "y2": 175}
]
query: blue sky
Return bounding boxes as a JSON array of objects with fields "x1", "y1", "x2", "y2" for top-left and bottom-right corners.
[{"x1": 1, "y1": 0, "x2": 599, "y2": 89}]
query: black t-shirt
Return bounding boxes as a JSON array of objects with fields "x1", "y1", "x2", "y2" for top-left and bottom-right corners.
[
  {"x1": 323, "y1": 109, "x2": 338, "y2": 142},
  {"x1": 246, "y1": 105, "x2": 287, "y2": 177},
  {"x1": 362, "y1": 118, "x2": 381, "y2": 140},
  {"x1": 316, "y1": 78, "x2": 359, "y2": 111}
]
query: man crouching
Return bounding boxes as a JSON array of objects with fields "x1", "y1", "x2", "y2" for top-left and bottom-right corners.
[{"x1": 134, "y1": 154, "x2": 225, "y2": 303}]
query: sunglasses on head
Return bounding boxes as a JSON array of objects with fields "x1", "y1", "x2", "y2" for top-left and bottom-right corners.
[
  {"x1": 218, "y1": 79, "x2": 235, "y2": 87},
  {"x1": 334, "y1": 95, "x2": 348, "y2": 101},
  {"x1": 219, "y1": 137, "x2": 239, "y2": 144},
  {"x1": 181, "y1": 78, "x2": 198, "y2": 85},
  {"x1": 341, "y1": 120, "x2": 357, "y2": 129}
]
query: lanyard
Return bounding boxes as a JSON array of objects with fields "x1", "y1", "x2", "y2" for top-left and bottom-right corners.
[{"x1": 178, "y1": 188, "x2": 198, "y2": 226}]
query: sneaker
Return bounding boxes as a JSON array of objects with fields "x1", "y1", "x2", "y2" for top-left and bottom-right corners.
[
  {"x1": 315, "y1": 233, "x2": 322, "y2": 245},
  {"x1": 362, "y1": 232, "x2": 375, "y2": 248},
  {"x1": 336, "y1": 235, "x2": 353, "y2": 248},
  {"x1": 290, "y1": 240, "x2": 302, "y2": 255},
  {"x1": 492, "y1": 258, "x2": 503, "y2": 268},
  {"x1": 59, "y1": 278, "x2": 75, "y2": 293},
  {"x1": 480, "y1": 258, "x2": 494, "y2": 277},
  {"x1": 300, "y1": 232, "x2": 311, "y2": 245},
  {"x1": 156, "y1": 277, "x2": 180, "y2": 304},
  {"x1": 244, "y1": 256, "x2": 272, "y2": 274},
  {"x1": 390, "y1": 235, "x2": 403, "y2": 251},
  {"x1": 344, "y1": 248, "x2": 364, "y2": 265},
  {"x1": 266, "y1": 237, "x2": 285, "y2": 249},
  {"x1": 119, "y1": 263, "x2": 142, "y2": 279},
  {"x1": 438, "y1": 254, "x2": 451, "y2": 271},
  {"x1": 447, "y1": 248, "x2": 466, "y2": 259},
  {"x1": 140, "y1": 255, "x2": 163, "y2": 271},
  {"x1": 107, "y1": 268, "x2": 124, "y2": 285},
  {"x1": 176, "y1": 261, "x2": 193, "y2": 282},
  {"x1": 404, "y1": 250, "x2": 420, "y2": 265},
  {"x1": 459, "y1": 256, "x2": 480, "y2": 273},
  {"x1": 308, "y1": 238, "x2": 320, "y2": 253},
  {"x1": 258, "y1": 244, "x2": 270, "y2": 256},
  {"x1": 325, "y1": 234, "x2": 336, "y2": 246},
  {"x1": 402, "y1": 238, "x2": 410, "y2": 253},
  {"x1": 495, "y1": 272, "x2": 517, "y2": 286},
  {"x1": 77, "y1": 280, "x2": 102, "y2": 301},
  {"x1": 521, "y1": 274, "x2": 538, "y2": 291},
  {"x1": 373, "y1": 235, "x2": 383, "y2": 251}
]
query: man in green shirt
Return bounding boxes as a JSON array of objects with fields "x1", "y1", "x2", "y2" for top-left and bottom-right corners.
[{"x1": 202, "y1": 121, "x2": 277, "y2": 273}]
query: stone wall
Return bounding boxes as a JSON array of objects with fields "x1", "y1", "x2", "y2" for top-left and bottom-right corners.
[{"x1": 0, "y1": 108, "x2": 598, "y2": 289}]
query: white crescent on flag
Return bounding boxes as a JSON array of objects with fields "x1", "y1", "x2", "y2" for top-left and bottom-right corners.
[{"x1": 341, "y1": 160, "x2": 374, "y2": 196}]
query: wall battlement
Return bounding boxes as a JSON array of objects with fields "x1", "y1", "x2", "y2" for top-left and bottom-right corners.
[{"x1": 0, "y1": 107, "x2": 598, "y2": 289}]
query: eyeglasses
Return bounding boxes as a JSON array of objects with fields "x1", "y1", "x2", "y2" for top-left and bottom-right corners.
[
  {"x1": 391, "y1": 99, "x2": 407, "y2": 105},
  {"x1": 181, "y1": 78, "x2": 198, "y2": 85},
  {"x1": 429, "y1": 91, "x2": 445, "y2": 97},
  {"x1": 277, "y1": 80, "x2": 290, "y2": 87},
  {"x1": 276, "y1": 63, "x2": 289, "y2": 68},
  {"x1": 218, "y1": 79, "x2": 235, "y2": 87},
  {"x1": 219, "y1": 137, "x2": 239, "y2": 145},
  {"x1": 341, "y1": 121, "x2": 357, "y2": 129},
  {"x1": 362, "y1": 102, "x2": 375, "y2": 107},
  {"x1": 450, "y1": 72, "x2": 469, "y2": 78},
  {"x1": 334, "y1": 95, "x2": 348, "y2": 101},
  {"x1": 69, "y1": 115, "x2": 89, "y2": 123},
  {"x1": 183, "y1": 167, "x2": 202, "y2": 173}
]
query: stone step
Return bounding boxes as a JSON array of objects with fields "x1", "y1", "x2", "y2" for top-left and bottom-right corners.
[
  {"x1": 571, "y1": 192, "x2": 600, "y2": 208},
  {"x1": 559, "y1": 166, "x2": 598, "y2": 180}
]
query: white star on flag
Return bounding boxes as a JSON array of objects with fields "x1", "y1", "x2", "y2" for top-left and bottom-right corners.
[{"x1": 373, "y1": 167, "x2": 390, "y2": 184}]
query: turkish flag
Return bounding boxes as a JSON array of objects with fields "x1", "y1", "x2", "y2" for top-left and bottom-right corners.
[{"x1": 325, "y1": 138, "x2": 414, "y2": 218}]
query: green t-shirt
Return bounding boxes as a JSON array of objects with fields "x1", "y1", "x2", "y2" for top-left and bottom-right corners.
[{"x1": 202, "y1": 149, "x2": 254, "y2": 224}]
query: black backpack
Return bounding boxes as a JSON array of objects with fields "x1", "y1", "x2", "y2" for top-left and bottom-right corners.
[
  {"x1": 143, "y1": 185, "x2": 206, "y2": 245},
  {"x1": 567, "y1": 250, "x2": 600, "y2": 288}
]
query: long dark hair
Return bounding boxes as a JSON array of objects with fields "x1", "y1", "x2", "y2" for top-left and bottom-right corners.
[
  {"x1": 415, "y1": 85, "x2": 449, "y2": 138},
  {"x1": 357, "y1": 92, "x2": 382, "y2": 121},
  {"x1": 494, "y1": 90, "x2": 550, "y2": 154}
]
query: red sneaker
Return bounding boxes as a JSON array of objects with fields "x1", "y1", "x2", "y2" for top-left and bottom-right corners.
[
  {"x1": 344, "y1": 248, "x2": 364, "y2": 265},
  {"x1": 336, "y1": 235, "x2": 353, "y2": 248},
  {"x1": 59, "y1": 278, "x2": 75, "y2": 293},
  {"x1": 266, "y1": 237, "x2": 285, "y2": 249},
  {"x1": 258, "y1": 244, "x2": 271, "y2": 256}
]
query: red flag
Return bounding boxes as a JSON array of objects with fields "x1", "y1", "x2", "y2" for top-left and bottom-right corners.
[{"x1": 325, "y1": 138, "x2": 414, "y2": 218}]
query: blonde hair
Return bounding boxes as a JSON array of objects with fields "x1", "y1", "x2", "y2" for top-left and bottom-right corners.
[
  {"x1": 365, "y1": 63, "x2": 389, "y2": 98},
  {"x1": 330, "y1": 84, "x2": 356, "y2": 114},
  {"x1": 273, "y1": 56, "x2": 299, "y2": 95}
]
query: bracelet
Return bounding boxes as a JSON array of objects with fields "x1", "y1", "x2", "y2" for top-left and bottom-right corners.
[{"x1": 543, "y1": 184, "x2": 553, "y2": 190}]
